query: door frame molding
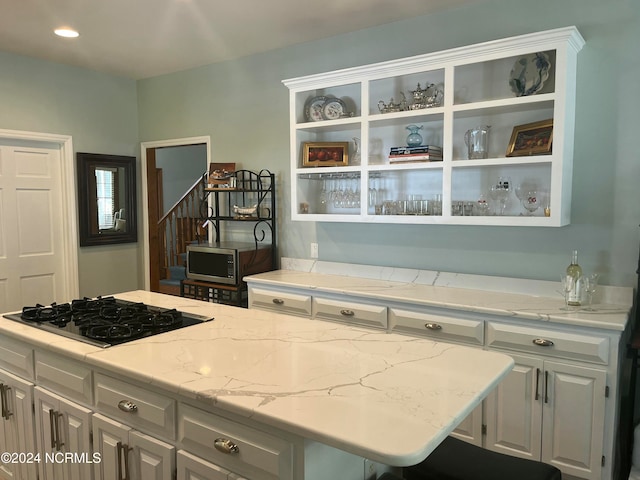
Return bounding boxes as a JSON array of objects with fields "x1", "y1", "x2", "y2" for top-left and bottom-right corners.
[
  {"x1": 0, "y1": 128, "x2": 79, "y2": 299},
  {"x1": 140, "y1": 136, "x2": 211, "y2": 290}
]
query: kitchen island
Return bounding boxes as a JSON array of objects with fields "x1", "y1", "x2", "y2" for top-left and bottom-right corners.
[{"x1": 0, "y1": 290, "x2": 513, "y2": 480}]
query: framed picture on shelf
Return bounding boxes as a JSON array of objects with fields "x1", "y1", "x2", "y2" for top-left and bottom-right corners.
[
  {"x1": 506, "y1": 119, "x2": 553, "y2": 157},
  {"x1": 302, "y1": 142, "x2": 349, "y2": 167},
  {"x1": 208, "y1": 162, "x2": 236, "y2": 187}
]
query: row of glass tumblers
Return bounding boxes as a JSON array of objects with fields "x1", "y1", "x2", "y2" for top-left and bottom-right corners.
[{"x1": 372, "y1": 195, "x2": 442, "y2": 216}]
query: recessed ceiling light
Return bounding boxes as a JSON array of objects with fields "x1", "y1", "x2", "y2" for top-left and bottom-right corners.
[{"x1": 54, "y1": 28, "x2": 79, "y2": 38}]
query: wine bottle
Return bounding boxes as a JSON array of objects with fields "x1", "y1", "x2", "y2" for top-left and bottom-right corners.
[{"x1": 566, "y1": 250, "x2": 583, "y2": 306}]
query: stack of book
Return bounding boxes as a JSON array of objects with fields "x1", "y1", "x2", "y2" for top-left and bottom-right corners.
[{"x1": 388, "y1": 145, "x2": 443, "y2": 163}]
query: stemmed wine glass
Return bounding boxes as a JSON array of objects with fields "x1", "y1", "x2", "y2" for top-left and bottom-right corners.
[
  {"x1": 368, "y1": 177, "x2": 378, "y2": 213},
  {"x1": 520, "y1": 190, "x2": 540, "y2": 216},
  {"x1": 560, "y1": 275, "x2": 575, "y2": 310},
  {"x1": 515, "y1": 180, "x2": 539, "y2": 215},
  {"x1": 319, "y1": 178, "x2": 328, "y2": 213},
  {"x1": 582, "y1": 273, "x2": 599, "y2": 311},
  {"x1": 489, "y1": 176, "x2": 511, "y2": 215}
]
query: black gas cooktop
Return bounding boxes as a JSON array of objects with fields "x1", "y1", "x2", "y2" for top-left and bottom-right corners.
[{"x1": 2, "y1": 296, "x2": 213, "y2": 348}]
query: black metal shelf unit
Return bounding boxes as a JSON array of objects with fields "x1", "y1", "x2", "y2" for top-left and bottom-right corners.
[
  {"x1": 202, "y1": 168, "x2": 276, "y2": 260},
  {"x1": 182, "y1": 169, "x2": 277, "y2": 306}
]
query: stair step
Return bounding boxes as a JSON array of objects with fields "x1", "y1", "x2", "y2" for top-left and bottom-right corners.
[{"x1": 167, "y1": 265, "x2": 186, "y2": 281}]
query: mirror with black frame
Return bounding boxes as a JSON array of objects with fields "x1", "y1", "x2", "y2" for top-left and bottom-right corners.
[{"x1": 77, "y1": 152, "x2": 137, "y2": 246}]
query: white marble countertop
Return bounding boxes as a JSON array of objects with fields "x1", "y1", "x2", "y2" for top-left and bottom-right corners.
[
  {"x1": 245, "y1": 267, "x2": 632, "y2": 332},
  {"x1": 0, "y1": 290, "x2": 513, "y2": 467}
]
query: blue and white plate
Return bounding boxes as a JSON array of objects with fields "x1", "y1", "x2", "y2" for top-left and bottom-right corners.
[{"x1": 509, "y1": 52, "x2": 551, "y2": 97}]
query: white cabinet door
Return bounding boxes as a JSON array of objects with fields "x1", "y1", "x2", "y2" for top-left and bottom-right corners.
[
  {"x1": 0, "y1": 368, "x2": 37, "y2": 480},
  {"x1": 0, "y1": 408, "x2": 14, "y2": 479},
  {"x1": 60, "y1": 395, "x2": 94, "y2": 480},
  {"x1": 176, "y1": 449, "x2": 230, "y2": 480},
  {"x1": 485, "y1": 352, "x2": 607, "y2": 480},
  {"x1": 485, "y1": 353, "x2": 543, "y2": 460},
  {"x1": 34, "y1": 387, "x2": 64, "y2": 480},
  {"x1": 93, "y1": 413, "x2": 175, "y2": 480},
  {"x1": 130, "y1": 430, "x2": 175, "y2": 480},
  {"x1": 34, "y1": 387, "x2": 94, "y2": 480},
  {"x1": 93, "y1": 413, "x2": 131, "y2": 480},
  {"x1": 542, "y1": 361, "x2": 606, "y2": 480}
]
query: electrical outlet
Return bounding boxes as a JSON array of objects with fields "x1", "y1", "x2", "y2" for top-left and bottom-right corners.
[{"x1": 310, "y1": 243, "x2": 319, "y2": 258}]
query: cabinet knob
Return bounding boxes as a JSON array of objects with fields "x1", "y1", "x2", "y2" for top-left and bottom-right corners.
[
  {"x1": 117, "y1": 400, "x2": 138, "y2": 413},
  {"x1": 214, "y1": 438, "x2": 239, "y2": 454},
  {"x1": 424, "y1": 323, "x2": 442, "y2": 331},
  {"x1": 340, "y1": 309, "x2": 355, "y2": 317},
  {"x1": 272, "y1": 298, "x2": 284, "y2": 305},
  {"x1": 532, "y1": 338, "x2": 554, "y2": 347}
]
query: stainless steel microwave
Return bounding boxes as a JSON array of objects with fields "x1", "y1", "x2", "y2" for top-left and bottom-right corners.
[{"x1": 186, "y1": 242, "x2": 273, "y2": 285}]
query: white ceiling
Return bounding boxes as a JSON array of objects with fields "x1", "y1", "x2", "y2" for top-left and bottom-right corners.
[{"x1": 1, "y1": 0, "x2": 486, "y2": 79}]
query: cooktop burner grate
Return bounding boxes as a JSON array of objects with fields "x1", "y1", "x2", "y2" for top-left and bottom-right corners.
[{"x1": 3, "y1": 297, "x2": 213, "y2": 348}]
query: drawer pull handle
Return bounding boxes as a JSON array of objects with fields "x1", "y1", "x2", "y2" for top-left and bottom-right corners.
[
  {"x1": 49, "y1": 409, "x2": 57, "y2": 448},
  {"x1": 214, "y1": 438, "x2": 239, "y2": 454},
  {"x1": 544, "y1": 371, "x2": 550, "y2": 404},
  {"x1": 532, "y1": 338, "x2": 554, "y2": 347},
  {"x1": 272, "y1": 298, "x2": 284, "y2": 305},
  {"x1": 48, "y1": 410, "x2": 64, "y2": 450},
  {"x1": 340, "y1": 309, "x2": 355, "y2": 317},
  {"x1": 424, "y1": 323, "x2": 442, "y2": 331},
  {"x1": 0, "y1": 384, "x2": 12, "y2": 419},
  {"x1": 54, "y1": 411, "x2": 64, "y2": 450},
  {"x1": 117, "y1": 441, "x2": 132, "y2": 480},
  {"x1": 118, "y1": 400, "x2": 138, "y2": 413}
]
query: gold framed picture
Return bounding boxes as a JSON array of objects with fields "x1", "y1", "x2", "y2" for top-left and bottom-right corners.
[
  {"x1": 506, "y1": 119, "x2": 553, "y2": 157},
  {"x1": 302, "y1": 142, "x2": 349, "y2": 167}
]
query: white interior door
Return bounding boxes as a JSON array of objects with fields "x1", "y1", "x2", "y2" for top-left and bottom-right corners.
[{"x1": 0, "y1": 132, "x2": 78, "y2": 312}]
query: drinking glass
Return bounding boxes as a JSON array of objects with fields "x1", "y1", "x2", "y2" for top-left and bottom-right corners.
[
  {"x1": 560, "y1": 275, "x2": 575, "y2": 310},
  {"x1": 430, "y1": 194, "x2": 442, "y2": 216},
  {"x1": 475, "y1": 194, "x2": 490, "y2": 216},
  {"x1": 582, "y1": 273, "x2": 599, "y2": 311}
]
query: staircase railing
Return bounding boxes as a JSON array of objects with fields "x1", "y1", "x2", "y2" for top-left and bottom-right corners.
[{"x1": 157, "y1": 173, "x2": 207, "y2": 279}]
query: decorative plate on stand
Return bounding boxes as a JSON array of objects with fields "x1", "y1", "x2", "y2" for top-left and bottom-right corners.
[{"x1": 509, "y1": 52, "x2": 551, "y2": 96}]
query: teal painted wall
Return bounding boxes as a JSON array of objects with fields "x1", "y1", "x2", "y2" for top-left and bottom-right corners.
[
  {"x1": 0, "y1": 0, "x2": 637, "y2": 295},
  {"x1": 137, "y1": 0, "x2": 640, "y2": 286},
  {"x1": 0, "y1": 53, "x2": 140, "y2": 297}
]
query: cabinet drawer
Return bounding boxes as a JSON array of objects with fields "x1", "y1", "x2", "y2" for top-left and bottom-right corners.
[
  {"x1": 313, "y1": 297, "x2": 387, "y2": 329},
  {"x1": 389, "y1": 308, "x2": 483, "y2": 346},
  {"x1": 95, "y1": 373, "x2": 176, "y2": 440},
  {"x1": 486, "y1": 322, "x2": 610, "y2": 365},
  {"x1": 248, "y1": 286, "x2": 312, "y2": 318},
  {"x1": 0, "y1": 336, "x2": 34, "y2": 380},
  {"x1": 35, "y1": 351, "x2": 93, "y2": 404},
  {"x1": 178, "y1": 403, "x2": 293, "y2": 480}
]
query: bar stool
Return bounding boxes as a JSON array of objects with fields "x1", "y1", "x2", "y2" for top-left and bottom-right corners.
[{"x1": 403, "y1": 436, "x2": 561, "y2": 480}]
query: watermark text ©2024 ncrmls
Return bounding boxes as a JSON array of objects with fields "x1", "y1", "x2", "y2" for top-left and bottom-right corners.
[{"x1": 1, "y1": 451, "x2": 101, "y2": 464}]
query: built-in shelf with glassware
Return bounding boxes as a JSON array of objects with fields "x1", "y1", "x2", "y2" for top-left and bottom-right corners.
[{"x1": 283, "y1": 27, "x2": 584, "y2": 226}]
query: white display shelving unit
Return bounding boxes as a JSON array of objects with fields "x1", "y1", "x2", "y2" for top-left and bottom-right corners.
[{"x1": 282, "y1": 26, "x2": 584, "y2": 226}]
